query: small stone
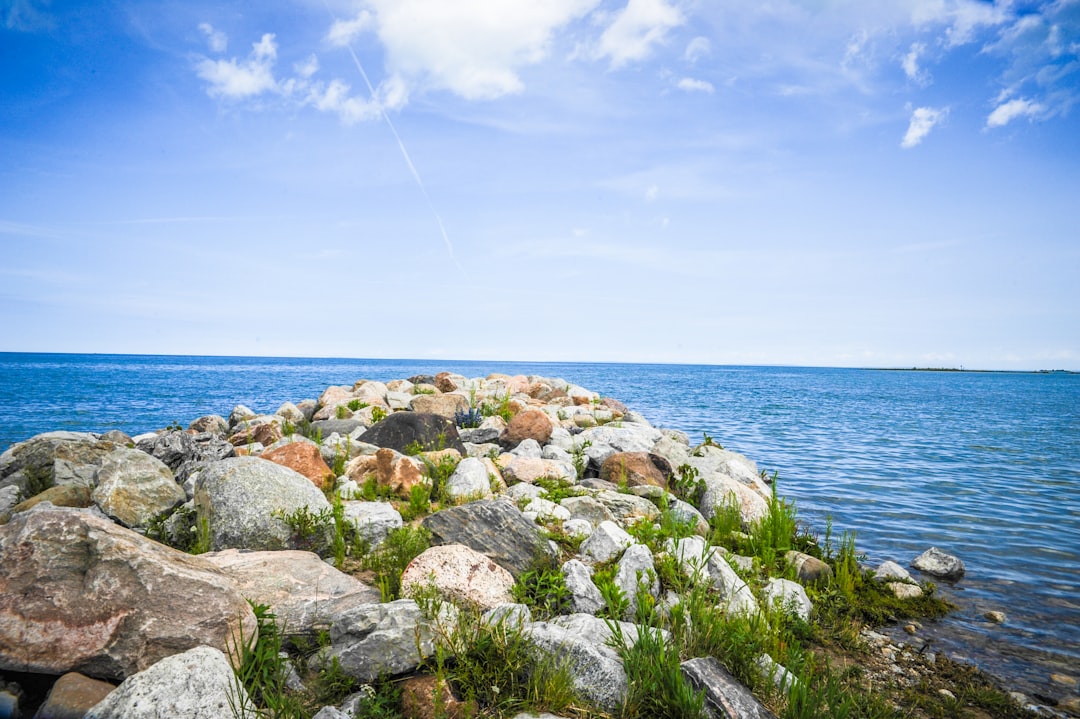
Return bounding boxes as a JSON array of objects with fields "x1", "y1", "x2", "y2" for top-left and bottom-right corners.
[
  {"x1": 904, "y1": 624, "x2": 917, "y2": 635},
  {"x1": 36, "y1": 672, "x2": 117, "y2": 719},
  {"x1": 1050, "y1": 673, "x2": 1078, "y2": 689},
  {"x1": 938, "y1": 688, "x2": 956, "y2": 700},
  {"x1": 911, "y1": 547, "x2": 965, "y2": 580},
  {"x1": 984, "y1": 610, "x2": 1007, "y2": 624}
]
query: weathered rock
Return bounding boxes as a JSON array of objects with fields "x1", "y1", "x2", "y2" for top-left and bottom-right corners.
[
  {"x1": 0, "y1": 506, "x2": 256, "y2": 680},
  {"x1": 319, "y1": 600, "x2": 435, "y2": 682},
  {"x1": 763, "y1": 579, "x2": 812, "y2": 621},
  {"x1": 422, "y1": 499, "x2": 556, "y2": 578},
  {"x1": 548, "y1": 612, "x2": 668, "y2": 649},
  {"x1": 193, "y1": 457, "x2": 332, "y2": 552},
  {"x1": 261, "y1": 442, "x2": 334, "y2": 490},
  {"x1": 135, "y1": 431, "x2": 235, "y2": 481},
  {"x1": 503, "y1": 409, "x2": 554, "y2": 447},
  {"x1": 201, "y1": 549, "x2": 380, "y2": 634},
  {"x1": 91, "y1": 448, "x2": 184, "y2": 529},
  {"x1": 410, "y1": 393, "x2": 469, "y2": 419},
  {"x1": 599, "y1": 452, "x2": 669, "y2": 488},
  {"x1": 361, "y1": 412, "x2": 466, "y2": 455},
  {"x1": 564, "y1": 518, "x2": 593, "y2": 538},
  {"x1": 510, "y1": 438, "x2": 543, "y2": 458},
  {"x1": 373, "y1": 448, "x2": 427, "y2": 499},
  {"x1": 526, "y1": 620, "x2": 627, "y2": 712},
  {"x1": 785, "y1": 551, "x2": 833, "y2": 584},
  {"x1": 352, "y1": 381, "x2": 390, "y2": 407},
  {"x1": 342, "y1": 501, "x2": 402, "y2": 548},
  {"x1": 668, "y1": 537, "x2": 758, "y2": 616},
  {"x1": 523, "y1": 497, "x2": 570, "y2": 523},
  {"x1": 400, "y1": 674, "x2": 467, "y2": 719},
  {"x1": 228, "y1": 405, "x2": 257, "y2": 427},
  {"x1": 912, "y1": 547, "x2": 965, "y2": 580},
  {"x1": 559, "y1": 495, "x2": 615, "y2": 527},
  {"x1": 580, "y1": 520, "x2": 634, "y2": 564},
  {"x1": 1, "y1": 484, "x2": 93, "y2": 523},
  {"x1": 0, "y1": 432, "x2": 118, "y2": 492},
  {"x1": 594, "y1": 490, "x2": 660, "y2": 523},
  {"x1": 228, "y1": 419, "x2": 283, "y2": 448},
  {"x1": 668, "y1": 497, "x2": 710, "y2": 536},
  {"x1": 499, "y1": 456, "x2": 574, "y2": 484},
  {"x1": 434, "y1": 372, "x2": 459, "y2": 392},
  {"x1": 562, "y1": 559, "x2": 604, "y2": 615},
  {"x1": 458, "y1": 426, "x2": 501, "y2": 444},
  {"x1": 311, "y1": 418, "x2": 365, "y2": 439},
  {"x1": 275, "y1": 402, "x2": 306, "y2": 423},
  {"x1": 188, "y1": 415, "x2": 229, "y2": 436},
  {"x1": 443, "y1": 457, "x2": 492, "y2": 502},
  {"x1": 579, "y1": 425, "x2": 663, "y2": 456},
  {"x1": 615, "y1": 543, "x2": 659, "y2": 619},
  {"x1": 681, "y1": 656, "x2": 778, "y2": 719},
  {"x1": 84, "y1": 646, "x2": 254, "y2": 719},
  {"x1": 688, "y1": 448, "x2": 772, "y2": 525},
  {"x1": 36, "y1": 672, "x2": 117, "y2": 719},
  {"x1": 874, "y1": 560, "x2": 924, "y2": 598},
  {"x1": 401, "y1": 544, "x2": 516, "y2": 611}
]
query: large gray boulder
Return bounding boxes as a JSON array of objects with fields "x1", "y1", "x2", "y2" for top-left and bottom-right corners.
[
  {"x1": 0, "y1": 432, "x2": 118, "y2": 492},
  {"x1": 85, "y1": 646, "x2": 254, "y2": 719},
  {"x1": 580, "y1": 520, "x2": 634, "y2": 564},
  {"x1": 193, "y1": 457, "x2": 332, "y2": 552},
  {"x1": 421, "y1": 498, "x2": 556, "y2": 578},
  {"x1": 201, "y1": 549, "x2": 381, "y2": 635},
  {"x1": 318, "y1": 600, "x2": 436, "y2": 683},
  {"x1": 342, "y1": 501, "x2": 402, "y2": 549},
  {"x1": 91, "y1": 448, "x2": 185, "y2": 529},
  {"x1": 400, "y1": 544, "x2": 515, "y2": 611},
  {"x1": 360, "y1": 412, "x2": 466, "y2": 455},
  {"x1": 687, "y1": 448, "x2": 772, "y2": 526},
  {"x1": 681, "y1": 656, "x2": 778, "y2": 719},
  {"x1": 0, "y1": 506, "x2": 256, "y2": 680},
  {"x1": 135, "y1": 431, "x2": 235, "y2": 484},
  {"x1": 667, "y1": 537, "x2": 758, "y2": 617},
  {"x1": 526, "y1": 620, "x2": 627, "y2": 712}
]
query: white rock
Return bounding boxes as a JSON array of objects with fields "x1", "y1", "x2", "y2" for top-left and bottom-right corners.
[
  {"x1": 763, "y1": 578, "x2": 812, "y2": 621},
  {"x1": 401, "y1": 544, "x2": 515, "y2": 611},
  {"x1": 444, "y1": 457, "x2": 492, "y2": 502},
  {"x1": 524, "y1": 497, "x2": 570, "y2": 522},
  {"x1": 562, "y1": 559, "x2": 604, "y2": 615},
  {"x1": 580, "y1": 520, "x2": 634, "y2": 564}
]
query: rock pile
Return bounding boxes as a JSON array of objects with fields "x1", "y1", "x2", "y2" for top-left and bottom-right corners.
[{"x1": 0, "y1": 372, "x2": 950, "y2": 718}]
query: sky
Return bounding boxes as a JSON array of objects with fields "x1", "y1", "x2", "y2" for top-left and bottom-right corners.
[{"x1": 1, "y1": 0, "x2": 1078, "y2": 370}]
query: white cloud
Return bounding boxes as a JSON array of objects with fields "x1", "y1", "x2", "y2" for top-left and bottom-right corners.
[
  {"x1": 684, "y1": 35, "x2": 710, "y2": 63},
  {"x1": 901, "y1": 106, "x2": 947, "y2": 148},
  {"x1": 362, "y1": 0, "x2": 599, "y2": 100},
  {"x1": 295, "y1": 54, "x2": 319, "y2": 79},
  {"x1": 986, "y1": 97, "x2": 1046, "y2": 127},
  {"x1": 902, "y1": 41, "x2": 930, "y2": 84},
  {"x1": 198, "y1": 22, "x2": 228, "y2": 53},
  {"x1": 196, "y1": 33, "x2": 278, "y2": 99},
  {"x1": 645, "y1": 183, "x2": 659, "y2": 202},
  {"x1": 595, "y1": 0, "x2": 685, "y2": 69},
  {"x1": 677, "y1": 77, "x2": 714, "y2": 93},
  {"x1": 327, "y1": 10, "x2": 373, "y2": 47}
]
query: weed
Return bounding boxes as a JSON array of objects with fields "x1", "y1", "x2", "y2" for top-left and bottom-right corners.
[
  {"x1": 593, "y1": 563, "x2": 630, "y2": 621},
  {"x1": 191, "y1": 513, "x2": 212, "y2": 555},
  {"x1": 361, "y1": 525, "x2": 431, "y2": 601},
  {"x1": 512, "y1": 558, "x2": 572, "y2": 620},
  {"x1": 370, "y1": 406, "x2": 388, "y2": 424},
  {"x1": 347, "y1": 399, "x2": 369, "y2": 412},
  {"x1": 272, "y1": 505, "x2": 333, "y2": 554},
  {"x1": 15, "y1": 464, "x2": 54, "y2": 503},
  {"x1": 672, "y1": 464, "x2": 705, "y2": 507},
  {"x1": 335, "y1": 405, "x2": 350, "y2": 420},
  {"x1": 454, "y1": 407, "x2": 484, "y2": 429},
  {"x1": 413, "y1": 385, "x2": 436, "y2": 395},
  {"x1": 481, "y1": 392, "x2": 514, "y2": 423},
  {"x1": 398, "y1": 483, "x2": 433, "y2": 522},
  {"x1": 569, "y1": 439, "x2": 592, "y2": 480},
  {"x1": 613, "y1": 620, "x2": 705, "y2": 719},
  {"x1": 533, "y1": 475, "x2": 584, "y2": 503}
]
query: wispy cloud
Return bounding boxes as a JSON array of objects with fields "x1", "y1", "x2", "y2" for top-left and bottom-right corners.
[
  {"x1": 196, "y1": 33, "x2": 278, "y2": 99},
  {"x1": 986, "y1": 97, "x2": 1045, "y2": 128},
  {"x1": 677, "y1": 77, "x2": 714, "y2": 93},
  {"x1": 901, "y1": 41, "x2": 930, "y2": 85},
  {"x1": 198, "y1": 22, "x2": 227, "y2": 53},
  {"x1": 901, "y1": 106, "x2": 947, "y2": 148},
  {"x1": 684, "y1": 36, "x2": 710, "y2": 64},
  {"x1": 594, "y1": 0, "x2": 684, "y2": 69}
]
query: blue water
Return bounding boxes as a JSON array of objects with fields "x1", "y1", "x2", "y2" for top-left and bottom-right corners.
[{"x1": 2, "y1": 354, "x2": 1078, "y2": 694}]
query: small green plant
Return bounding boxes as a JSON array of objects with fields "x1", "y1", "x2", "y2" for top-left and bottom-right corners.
[
  {"x1": 481, "y1": 392, "x2": 514, "y2": 423},
  {"x1": 347, "y1": 398, "x2": 369, "y2": 412},
  {"x1": 413, "y1": 385, "x2": 436, "y2": 395},
  {"x1": 614, "y1": 620, "x2": 705, "y2": 719},
  {"x1": 191, "y1": 514, "x2": 212, "y2": 555},
  {"x1": 533, "y1": 475, "x2": 584, "y2": 503},
  {"x1": 672, "y1": 464, "x2": 705, "y2": 506},
  {"x1": 272, "y1": 505, "x2": 333, "y2": 553},
  {"x1": 593, "y1": 563, "x2": 630, "y2": 620},
  {"x1": 570, "y1": 440, "x2": 591, "y2": 480},
  {"x1": 398, "y1": 483, "x2": 433, "y2": 522},
  {"x1": 361, "y1": 525, "x2": 431, "y2": 601},
  {"x1": 370, "y1": 406, "x2": 388, "y2": 423},
  {"x1": 15, "y1": 464, "x2": 54, "y2": 503},
  {"x1": 165, "y1": 420, "x2": 184, "y2": 432},
  {"x1": 511, "y1": 558, "x2": 572, "y2": 620},
  {"x1": 335, "y1": 405, "x2": 350, "y2": 420}
]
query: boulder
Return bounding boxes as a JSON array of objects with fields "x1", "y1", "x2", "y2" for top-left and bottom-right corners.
[
  {"x1": 667, "y1": 537, "x2": 758, "y2": 616},
  {"x1": 510, "y1": 439, "x2": 543, "y2": 458},
  {"x1": 434, "y1": 372, "x2": 459, "y2": 392},
  {"x1": 578, "y1": 425, "x2": 663, "y2": 455},
  {"x1": 276, "y1": 402, "x2": 306, "y2": 423},
  {"x1": 188, "y1": 415, "x2": 228, "y2": 436},
  {"x1": 319, "y1": 600, "x2": 436, "y2": 683},
  {"x1": 0, "y1": 432, "x2": 118, "y2": 492},
  {"x1": 421, "y1": 499, "x2": 556, "y2": 578},
  {"x1": 763, "y1": 579, "x2": 812, "y2": 621},
  {"x1": 401, "y1": 544, "x2": 516, "y2": 611},
  {"x1": 342, "y1": 501, "x2": 402, "y2": 548},
  {"x1": 0, "y1": 506, "x2": 256, "y2": 680},
  {"x1": 499, "y1": 456, "x2": 574, "y2": 484},
  {"x1": 1, "y1": 484, "x2": 93, "y2": 523},
  {"x1": 912, "y1": 547, "x2": 965, "y2": 580},
  {"x1": 193, "y1": 457, "x2": 332, "y2": 552},
  {"x1": 443, "y1": 457, "x2": 492, "y2": 502},
  {"x1": 361, "y1": 412, "x2": 466, "y2": 455},
  {"x1": 310, "y1": 419, "x2": 365, "y2": 439},
  {"x1": 668, "y1": 497, "x2": 709, "y2": 536},
  {"x1": 562, "y1": 559, "x2": 604, "y2": 615},
  {"x1": 593, "y1": 490, "x2": 660, "y2": 523},
  {"x1": 201, "y1": 549, "x2": 381, "y2": 634},
  {"x1": 84, "y1": 646, "x2": 254, "y2": 719},
  {"x1": 374, "y1": 449, "x2": 427, "y2": 499},
  {"x1": 409, "y1": 393, "x2": 469, "y2": 419},
  {"x1": 559, "y1": 496, "x2": 615, "y2": 528},
  {"x1": 228, "y1": 421, "x2": 282, "y2": 448},
  {"x1": 599, "y1": 452, "x2": 669, "y2": 488},
  {"x1": 36, "y1": 672, "x2": 117, "y2": 719},
  {"x1": 526, "y1": 620, "x2": 627, "y2": 712},
  {"x1": 523, "y1": 497, "x2": 570, "y2": 523},
  {"x1": 228, "y1": 405, "x2": 257, "y2": 427},
  {"x1": 615, "y1": 543, "x2": 660, "y2": 620},
  {"x1": 785, "y1": 551, "x2": 833, "y2": 584},
  {"x1": 681, "y1": 656, "x2": 778, "y2": 719},
  {"x1": 91, "y1": 448, "x2": 185, "y2": 529},
  {"x1": 503, "y1": 409, "x2": 554, "y2": 447},
  {"x1": 580, "y1": 521, "x2": 634, "y2": 564},
  {"x1": 261, "y1": 442, "x2": 334, "y2": 490},
  {"x1": 135, "y1": 431, "x2": 235, "y2": 485}
]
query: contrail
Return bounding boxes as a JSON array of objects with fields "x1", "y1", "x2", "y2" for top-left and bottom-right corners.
[{"x1": 330, "y1": 12, "x2": 462, "y2": 272}]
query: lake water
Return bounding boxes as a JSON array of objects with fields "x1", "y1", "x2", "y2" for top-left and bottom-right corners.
[{"x1": 1, "y1": 353, "x2": 1077, "y2": 699}]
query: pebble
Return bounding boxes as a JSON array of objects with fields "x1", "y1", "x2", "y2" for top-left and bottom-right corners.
[
  {"x1": 984, "y1": 610, "x2": 1007, "y2": 624},
  {"x1": 938, "y1": 689, "x2": 956, "y2": 700},
  {"x1": 1051, "y1": 673, "x2": 1078, "y2": 689},
  {"x1": 904, "y1": 624, "x2": 917, "y2": 635}
]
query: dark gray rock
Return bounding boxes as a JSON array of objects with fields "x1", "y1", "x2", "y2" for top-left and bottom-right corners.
[
  {"x1": 0, "y1": 432, "x2": 119, "y2": 493},
  {"x1": 361, "y1": 412, "x2": 466, "y2": 455},
  {"x1": 422, "y1": 498, "x2": 556, "y2": 578},
  {"x1": 135, "y1": 431, "x2": 234, "y2": 485},
  {"x1": 912, "y1": 547, "x2": 966, "y2": 580},
  {"x1": 681, "y1": 656, "x2": 778, "y2": 719},
  {"x1": 458, "y1": 427, "x2": 501, "y2": 444},
  {"x1": 318, "y1": 600, "x2": 435, "y2": 683}
]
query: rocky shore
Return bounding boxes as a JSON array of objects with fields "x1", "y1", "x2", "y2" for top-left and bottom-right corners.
[{"x1": 0, "y1": 372, "x2": 1068, "y2": 718}]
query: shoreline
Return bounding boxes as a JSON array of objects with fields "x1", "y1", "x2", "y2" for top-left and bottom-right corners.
[{"x1": 0, "y1": 367, "x2": 1071, "y2": 712}]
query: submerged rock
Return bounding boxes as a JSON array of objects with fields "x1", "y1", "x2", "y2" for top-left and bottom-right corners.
[{"x1": 912, "y1": 547, "x2": 965, "y2": 580}]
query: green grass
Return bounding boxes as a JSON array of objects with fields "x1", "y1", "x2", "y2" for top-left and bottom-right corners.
[
  {"x1": 512, "y1": 557, "x2": 572, "y2": 620},
  {"x1": 360, "y1": 525, "x2": 432, "y2": 602}
]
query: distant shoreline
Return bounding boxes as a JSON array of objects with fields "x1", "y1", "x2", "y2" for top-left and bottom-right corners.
[{"x1": 871, "y1": 367, "x2": 1078, "y2": 375}]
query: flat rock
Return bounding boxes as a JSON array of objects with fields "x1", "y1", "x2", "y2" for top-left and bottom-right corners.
[
  {"x1": 201, "y1": 548, "x2": 380, "y2": 634},
  {"x1": 0, "y1": 506, "x2": 256, "y2": 680},
  {"x1": 91, "y1": 448, "x2": 185, "y2": 529},
  {"x1": 84, "y1": 646, "x2": 254, "y2": 719},
  {"x1": 421, "y1": 498, "x2": 556, "y2": 578},
  {"x1": 342, "y1": 501, "x2": 402, "y2": 548},
  {"x1": 499, "y1": 456, "x2": 574, "y2": 484},
  {"x1": 681, "y1": 656, "x2": 778, "y2": 719},
  {"x1": 193, "y1": 456, "x2": 332, "y2": 552},
  {"x1": 559, "y1": 495, "x2": 615, "y2": 527},
  {"x1": 319, "y1": 600, "x2": 436, "y2": 683},
  {"x1": 361, "y1": 412, "x2": 466, "y2": 455},
  {"x1": 409, "y1": 393, "x2": 469, "y2": 419},
  {"x1": 401, "y1": 544, "x2": 515, "y2": 611}
]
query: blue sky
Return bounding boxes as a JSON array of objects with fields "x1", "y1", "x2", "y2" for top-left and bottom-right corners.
[{"x1": 2, "y1": 0, "x2": 1078, "y2": 369}]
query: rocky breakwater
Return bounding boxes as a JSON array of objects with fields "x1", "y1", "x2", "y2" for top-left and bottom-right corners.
[{"x1": 0, "y1": 371, "x2": 1041, "y2": 719}]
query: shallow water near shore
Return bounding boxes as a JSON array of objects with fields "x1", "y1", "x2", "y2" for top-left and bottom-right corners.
[{"x1": 2, "y1": 353, "x2": 1077, "y2": 700}]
